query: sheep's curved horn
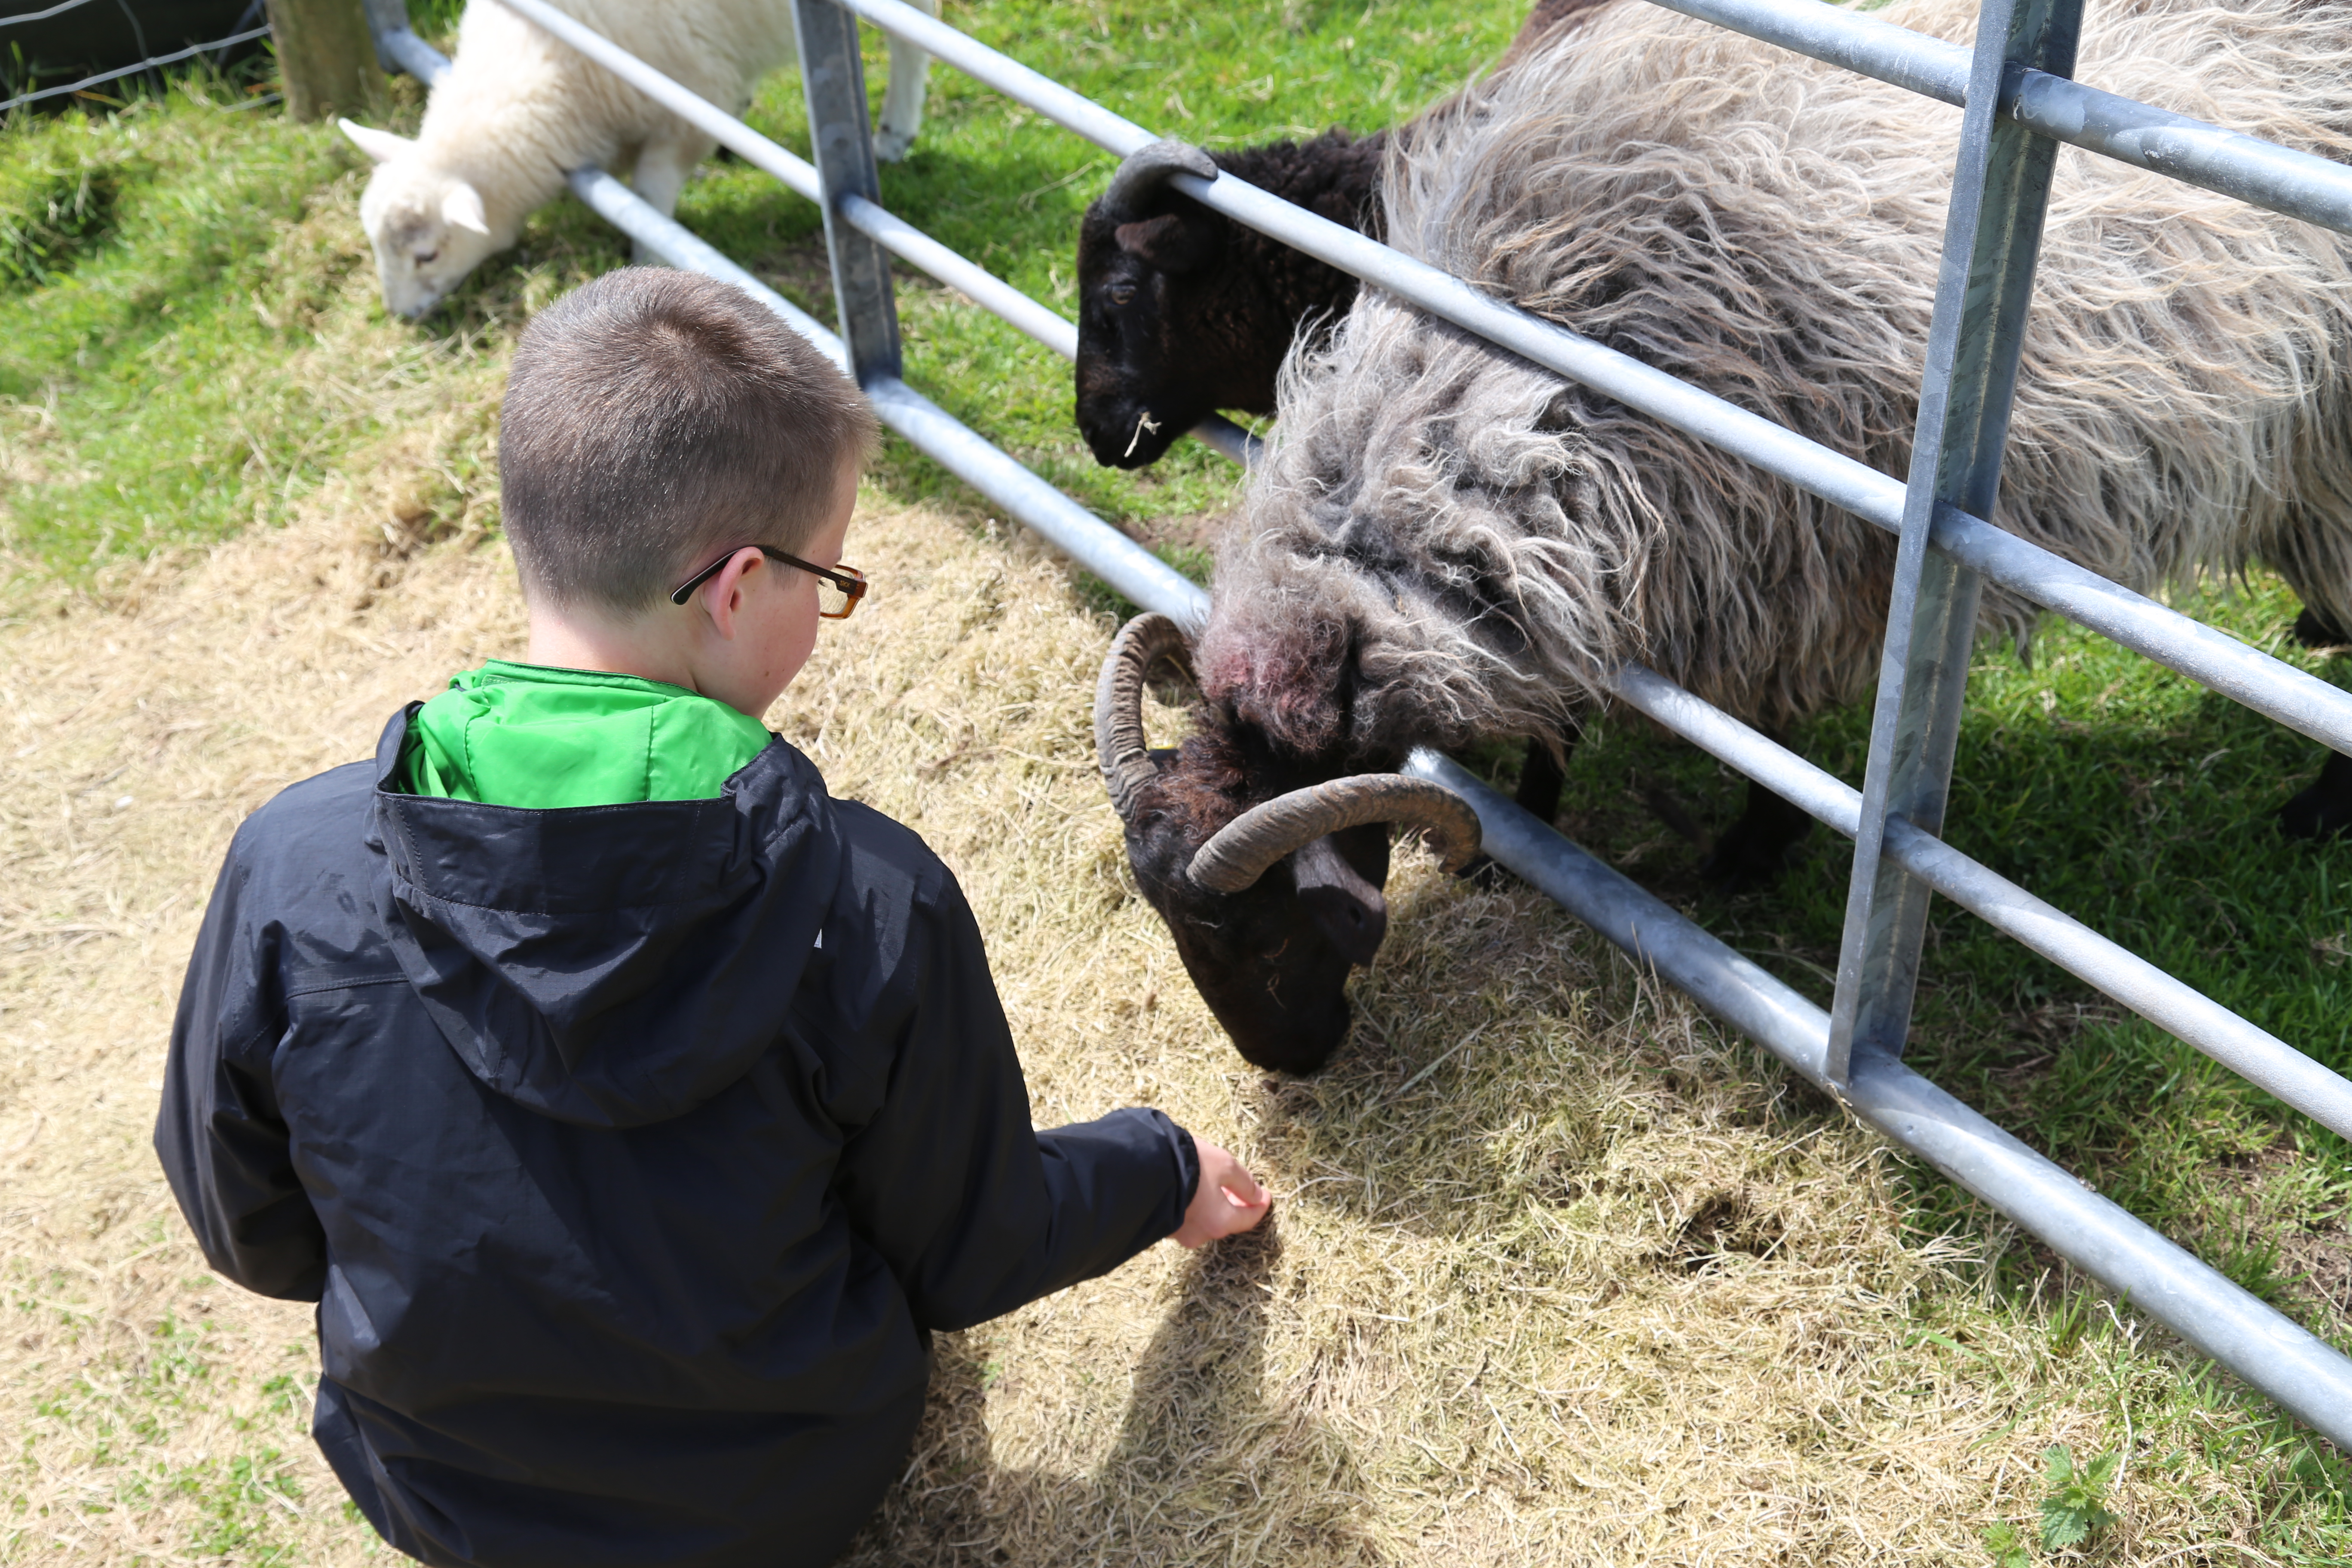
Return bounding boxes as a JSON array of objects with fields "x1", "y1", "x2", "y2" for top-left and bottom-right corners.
[
  {"x1": 1094, "y1": 612, "x2": 1194, "y2": 821},
  {"x1": 1100, "y1": 139, "x2": 1218, "y2": 220},
  {"x1": 1188, "y1": 776, "x2": 1482, "y2": 894}
]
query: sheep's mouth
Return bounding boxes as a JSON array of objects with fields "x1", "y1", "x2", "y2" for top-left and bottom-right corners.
[{"x1": 1078, "y1": 391, "x2": 1185, "y2": 469}]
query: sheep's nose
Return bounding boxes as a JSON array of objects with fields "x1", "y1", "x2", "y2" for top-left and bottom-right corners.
[{"x1": 1299, "y1": 884, "x2": 1387, "y2": 966}]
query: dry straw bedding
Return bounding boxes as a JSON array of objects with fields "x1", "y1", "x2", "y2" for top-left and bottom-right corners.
[{"x1": 0, "y1": 444, "x2": 2300, "y2": 1560}]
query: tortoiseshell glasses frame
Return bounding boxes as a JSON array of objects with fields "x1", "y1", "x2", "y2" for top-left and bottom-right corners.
[{"x1": 668, "y1": 544, "x2": 868, "y2": 619}]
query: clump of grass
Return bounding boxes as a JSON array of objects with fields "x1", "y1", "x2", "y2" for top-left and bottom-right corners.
[
  {"x1": 0, "y1": 141, "x2": 141, "y2": 289},
  {"x1": 0, "y1": 69, "x2": 618, "y2": 596}
]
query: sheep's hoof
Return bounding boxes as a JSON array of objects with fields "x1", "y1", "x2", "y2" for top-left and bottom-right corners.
[
  {"x1": 874, "y1": 129, "x2": 913, "y2": 163},
  {"x1": 1699, "y1": 786, "x2": 1815, "y2": 891},
  {"x1": 1697, "y1": 821, "x2": 1808, "y2": 892},
  {"x1": 2279, "y1": 753, "x2": 2352, "y2": 840}
]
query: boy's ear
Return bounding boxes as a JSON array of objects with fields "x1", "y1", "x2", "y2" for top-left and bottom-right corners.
[{"x1": 695, "y1": 547, "x2": 766, "y2": 639}]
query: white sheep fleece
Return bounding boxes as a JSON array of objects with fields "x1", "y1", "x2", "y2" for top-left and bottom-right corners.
[
  {"x1": 1198, "y1": 0, "x2": 2352, "y2": 759},
  {"x1": 352, "y1": 0, "x2": 937, "y2": 318}
]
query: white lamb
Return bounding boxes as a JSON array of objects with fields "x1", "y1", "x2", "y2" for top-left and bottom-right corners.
[{"x1": 341, "y1": 0, "x2": 940, "y2": 318}]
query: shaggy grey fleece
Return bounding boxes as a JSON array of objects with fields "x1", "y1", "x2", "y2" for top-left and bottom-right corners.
[{"x1": 1195, "y1": 0, "x2": 2352, "y2": 761}]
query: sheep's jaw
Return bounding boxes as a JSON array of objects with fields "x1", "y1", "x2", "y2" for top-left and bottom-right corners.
[{"x1": 1130, "y1": 820, "x2": 1393, "y2": 1075}]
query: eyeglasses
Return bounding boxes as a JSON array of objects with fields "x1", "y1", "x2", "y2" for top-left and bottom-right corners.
[{"x1": 668, "y1": 544, "x2": 869, "y2": 619}]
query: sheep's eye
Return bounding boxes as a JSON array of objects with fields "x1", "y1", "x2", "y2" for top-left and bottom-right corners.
[
  {"x1": 414, "y1": 248, "x2": 439, "y2": 266},
  {"x1": 1106, "y1": 282, "x2": 1136, "y2": 306}
]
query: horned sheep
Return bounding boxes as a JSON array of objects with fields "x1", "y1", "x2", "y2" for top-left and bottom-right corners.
[
  {"x1": 339, "y1": 0, "x2": 939, "y2": 319},
  {"x1": 1102, "y1": 0, "x2": 2352, "y2": 1073}
]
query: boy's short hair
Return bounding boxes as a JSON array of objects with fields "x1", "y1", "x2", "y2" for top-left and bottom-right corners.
[{"x1": 498, "y1": 268, "x2": 878, "y2": 612}]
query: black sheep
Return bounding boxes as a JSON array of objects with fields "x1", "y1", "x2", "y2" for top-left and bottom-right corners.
[
  {"x1": 1073, "y1": 129, "x2": 1387, "y2": 472},
  {"x1": 1072, "y1": 0, "x2": 1606, "y2": 473}
]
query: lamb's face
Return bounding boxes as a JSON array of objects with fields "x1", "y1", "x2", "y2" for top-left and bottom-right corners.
[{"x1": 357, "y1": 161, "x2": 500, "y2": 320}]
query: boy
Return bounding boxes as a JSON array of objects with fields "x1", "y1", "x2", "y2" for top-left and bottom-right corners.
[{"x1": 156, "y1": 268, "x2": 1269, "y2": 1568}]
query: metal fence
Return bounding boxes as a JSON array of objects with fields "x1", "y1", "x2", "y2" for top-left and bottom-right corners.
[{"x1": 365, "y1": 0, "x2": 2352, "y2": 1446}]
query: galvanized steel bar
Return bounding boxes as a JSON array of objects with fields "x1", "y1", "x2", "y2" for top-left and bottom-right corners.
[
  {"x1": 1924, "y1": 510, "x2": 2352, "y2": 753},
  {"x1": 573, "y1": 165, "x2": 1205, "y2": 626},
  {"x1": 567, "y1": 167, "x2": 849, "y2": 370},
  {"x1": 1840, "y1": 1052, "x2": 2352, "y2": 1449},
  {"x1": 795, "y1": 0, "x2": 902, "y2": 383},
  {"x1": 359, "y1": 0, "x2": 446, "y2": 82},
  {"x1": 1829, "y1": 0, "x2": 2081, "y2": 1078},
  {"x1": 492, "y1": 0, "x2": 1255, "y2": 460},
  {"x1": 2010, "y1": 71, "x2": 2352, "y2": 236},
  {"x1": 835, "y1": 0, "x2": 2352, "y2": 758},
  {"x1": 1607, "y1": 664, "x2": 2352, "y2": 1143},
  {"x1": 839, "y1": 193, "x2": 1075, "y2": 353},
  {"x1": 1645, "y1": 0, "x2": 1969, "y2": 106},
  {"x1": 1645, "y1": 0, "x2": 2352, "y2": 239},
  {"x1": 1408, "y1": 753, "x2": 1836, "y2": 1086},
  {"x1": 836, "y1": 0, "x2": 1156, "y2": 154},
  {"x1": 1408, "y1": 752, "x2": 2352, "y2": 1449}
]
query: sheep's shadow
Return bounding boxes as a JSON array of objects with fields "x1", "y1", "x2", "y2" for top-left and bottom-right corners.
[{"x1": 839, "y1": 1215, "x2": 1382, "y2": 1566}]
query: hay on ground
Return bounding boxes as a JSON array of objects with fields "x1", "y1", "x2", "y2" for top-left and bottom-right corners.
[{"x1": 0, "y1": 469, "x2": 2279, "y2": 1566}]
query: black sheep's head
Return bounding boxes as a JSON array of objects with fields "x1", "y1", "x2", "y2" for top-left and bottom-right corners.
[
  {"x1": 1075, "y1": 142, "x2": 1252, "y2": 470},
  {"x1": 1096, "y1": 614, "x2": 1482, "y2": 1073}
]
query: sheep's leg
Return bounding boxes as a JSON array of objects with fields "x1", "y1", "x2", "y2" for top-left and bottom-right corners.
[
  {"x1": 873, "y1": 0, "x2": 940, "y2": 162},
  {"x1": 625, "y1": 134, "x2": 714, "y2": 262},
  {"x1": 1512, "y1": 720, "x2": 1580, "y2": 824},
  {"x1": 2280, "y1": 751, "x2": 2352, "y2": 840},
  {"x1": 1697, "y1": 759, "x2": 1815, "y2": 891},
  {"x1": 2279, "y1": 601, "x2": 2352, "y2": 839}
]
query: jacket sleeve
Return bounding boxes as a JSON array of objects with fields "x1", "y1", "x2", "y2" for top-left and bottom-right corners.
[
  {"x1": 153, "y1": 843, "x2": 327, "y2": 1302},
  {"x1": 827, "y1": 875, "x2": 1199, "y2": 1332}
]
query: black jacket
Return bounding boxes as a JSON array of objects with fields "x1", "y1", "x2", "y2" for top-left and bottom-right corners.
[{"x1": 156, "y1": 709, "x2": 1197, "y2": 1568}]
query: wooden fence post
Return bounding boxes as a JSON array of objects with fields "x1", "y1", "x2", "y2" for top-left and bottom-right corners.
[{"x1": 265, "y1": 0, "x2": 388, "y2": 122}]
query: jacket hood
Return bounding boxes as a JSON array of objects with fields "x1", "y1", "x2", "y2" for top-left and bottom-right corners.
[{"x1": 364, "y1": 706, "x2": 841, "y2": 1128}]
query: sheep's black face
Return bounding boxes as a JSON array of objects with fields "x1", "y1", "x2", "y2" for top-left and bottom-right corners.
[
  {"x1": 1075, "y1": 200, "x2": 1243, "y2": 469},
  {"x1": 1124, "y1": 808, "x2": 1392, "y2": 1075}
]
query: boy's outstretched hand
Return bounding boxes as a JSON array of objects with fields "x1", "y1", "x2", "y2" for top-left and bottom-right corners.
[{"x1": 1172, "y1": 1135, "x2": 1272, "y2": 1249}]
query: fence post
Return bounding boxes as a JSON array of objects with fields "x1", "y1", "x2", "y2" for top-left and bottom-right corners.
[
  {"x1": 1825, "y1": 0, "x2": 2082, "y2": 1084},
  {"x1": 264, "y1": 0, "x2": 388, "y2": 122},
  {"x1": 793, "y1": 0, "x2": 903, "y2": 386}
]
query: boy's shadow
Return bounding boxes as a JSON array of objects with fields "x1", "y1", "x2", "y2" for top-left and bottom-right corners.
[{"x1": 840, "y1": 1215, "x2": 1380, "y2": 1565}]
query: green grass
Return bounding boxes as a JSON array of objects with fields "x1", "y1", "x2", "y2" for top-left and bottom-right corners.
[
  {"x1": 6, "y1": 1242, "x2": 324, "y2": 1565},
  {"x1": 1499, "y1": 568, "x2": 2352, "y2": 1561},
  {"x1": 1519, "y1": 572, "x2": 2352, "y2": 1297},
  {"x1": 4, "y1": 0, "x2": 2350, "y2": 1557}
]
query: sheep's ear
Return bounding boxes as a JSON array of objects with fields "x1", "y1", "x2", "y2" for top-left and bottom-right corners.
[
  {"x1": 441, "y1": 182, "x2": 490, "y2": 236},
  {"x1": 1114, "y1": 213, "x2": 1218, "y2": 275},
  {"x1": 338, "y1": 118, "x2": 415, "y2": 163}
]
